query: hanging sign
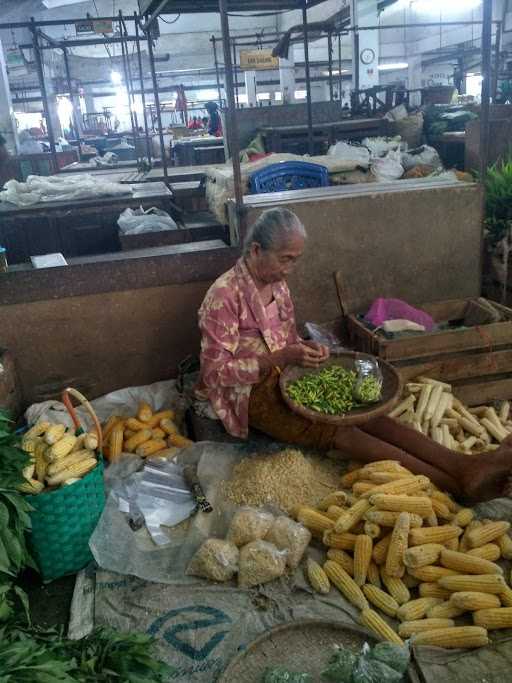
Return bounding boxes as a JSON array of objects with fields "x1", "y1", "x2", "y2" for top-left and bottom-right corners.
[
  {"x1": 75, "y1": 19, "x2": 113, "y2": 35},
  {"x1": 239, "y1": 50, "x2": 279, "y2": 71}
]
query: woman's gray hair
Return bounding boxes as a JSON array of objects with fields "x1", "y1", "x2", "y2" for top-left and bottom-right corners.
[{"x1": 243, "y1": 208, "x2": 306, "y2": 255}]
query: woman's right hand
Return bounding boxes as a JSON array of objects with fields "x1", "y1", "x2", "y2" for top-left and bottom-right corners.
[{"x1": 278, "y1": 343, "x2": 326, "y2": 368}]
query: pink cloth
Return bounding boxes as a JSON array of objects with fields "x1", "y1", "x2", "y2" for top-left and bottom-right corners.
[
  {"x1": 198, "y1": 258, "x2": 300, "y2": 438},
  {"x1": 365, "y1": 298, "x2": 435, "y2": 331}
]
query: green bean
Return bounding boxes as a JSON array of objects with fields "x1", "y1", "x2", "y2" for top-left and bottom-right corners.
[
  {"x1": 287, "y1": 367, "x2": 357, "y2": 415},
  {"x1": 355, "y1": 376, "x2": 382, "y2": 403}
]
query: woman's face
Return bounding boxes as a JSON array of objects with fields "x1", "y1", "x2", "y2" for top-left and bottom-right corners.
[{"x1": 247, "y1": 232, "x2": 305, "y2": 284}]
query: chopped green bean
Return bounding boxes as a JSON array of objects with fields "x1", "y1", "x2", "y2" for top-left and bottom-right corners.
[{"x1": 287, "y1": 366, "x2": 358, "y2": 415}]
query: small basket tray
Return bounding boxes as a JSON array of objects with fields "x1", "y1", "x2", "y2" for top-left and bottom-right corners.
[{"x1": 279, "y1": 352, "x2": 402, "y2": 427}]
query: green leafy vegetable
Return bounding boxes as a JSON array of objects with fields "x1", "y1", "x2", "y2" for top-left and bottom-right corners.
[
  {"x1": 321, "y1": 647, "x2": 357, "y2": 682},
  {"x1": 0, "y1": 410, "x2": 32, "y2": 490},
  {"x1": 370, "y1": 642, "x2": 410, "y2": 675},
  {"x1": 484, "y1": 156, "x2": 512, "y2": 246}
]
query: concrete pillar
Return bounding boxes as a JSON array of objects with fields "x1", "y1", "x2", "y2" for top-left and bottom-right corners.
[
  {"x1": 408, "y1": 55, "x2": 423, "y2": 108},
  {"x1": 84, "y1": 93, "x2": 95, "y2": 114},
  {"x1": 279, "y1": 56, "x2": 295, "y2": 104},
  {"x1": 0, "y1": 40, "x2": 19, "y2": 154},
  {"x1": 351, "y1": 0, "x2": 379, "y2": 90},
  {"x1": 245, "y1": 70, "x2": 257, "y2": 107}
]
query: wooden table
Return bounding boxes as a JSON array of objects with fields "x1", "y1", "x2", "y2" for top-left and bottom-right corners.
[
  {"x1": 0, "y1": 182, "x2": 173, "y2": 264},
  {"x1": 172, "y1": 136, "x2": 225, "y2": 166}
]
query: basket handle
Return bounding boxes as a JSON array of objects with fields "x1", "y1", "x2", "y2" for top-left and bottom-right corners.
[{"x1": 62, "y1": 387, "x2": 103, "y2": 451}]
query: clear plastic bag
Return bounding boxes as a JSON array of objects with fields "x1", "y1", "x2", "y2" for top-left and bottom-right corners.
[
  {"x1": 226, "y1": 507, "x2": 275, "y2": 547},
  {"x1": 238, "y1": 540, "x2": 288, "y2": 588},
  {"x1": 118, "y1": 206, "x2": 178, "y2": 235},
  {"x1": 265, "y1": 516, "x2": 311, "y2": 569},
  {"x1": 321, "y1": 646, "x2": 357, "y2": 682},
  {"x1": 304, "y1": 321, "x2": 347, "y2": 355},
  {"x1": 354, "y1": 357, "x2": 383, "y2": 405},
  {"x1": 186, "y1": 538, "x2": 239, "y2": 582}
]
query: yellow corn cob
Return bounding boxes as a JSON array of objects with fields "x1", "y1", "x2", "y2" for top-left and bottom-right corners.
[
  {"x1": 380, "y1": 568, "x2": 411, "y2": 605},
  {"x1": 151, "y1": 428, "x2": 166, "y2": 440},
  {"x1": 102, "y1": 416, "x2": 122, "y2": 442},
  {"x1": 473, "y1": 607, "x2": 512, "y2": 630},
  {"x1": 297, "y1": 507, "x2": 334, "y2": 534},
  {"x1": 21, "y1": 437, "x2": 38, "y2": 456},
  {"x1": 459, "y1": 520, "x2": 482, "y2": 552},
  {"x1": 467, "y1": 544, "x2": 501, "y2": 561},
  {"x1": 404, "y1": 543, "x2": 444, "y2": 569},
  {"x1": 450, "y1": 592, "x2": 501, "y2": 611},
  {"x1": 408, "y1": 566, "x2": 459, "y2": 582},
  {"x1": 340, "y1": 468, "x2": 362, "y2": 488},
  {"x1": 323, "y1": 561, "x2": 369, "y2": 610},
  {"x1": 362, "y1": 585, "x2": 399, "y2": 617},
  {"x1": 359, "y1": 608, "x2": 404, "y2": 646},
  {"x1": 44, "y1": 424, "x2": 66, "y2": 445},
  {"x1": 396, "y1": 597, "x2": 443, "y2": 622},
  {"x1": 160, "y1": 418, "x2": 179, "y2": 436},
  {"x1": 426, "y1": 601, "x2": 466, "y2": 619},
  {"x1": 136, "y1": 439, "x2": 167, "y2": 457},
  {"x1": 352, "y1": 521, "x2": 366, "y2": 535},
  {"x1": 453, "y1": 508, "x2": 474, "y2": 528},
  {"x1": 444, "y1": 537, "x2": 460, "y2": 551},
  {"x1": 168, "y1": 433, "x2": 194, "y2": 449},
  {"x1": 47, "y1": 434, "x2": 77, "y2": 461},
  {"x1": 18, "y1": 478, "x2": 44, "y2": 494},
  {"x1": 364, "y1": 522, "x2": 381, "y2": 539},
  {"x1": 497, "y1": 534, "x2": 512, "y2": 560},
  {"x1": 367, "y1": 561, "x2": 382, "y2": 588},
  {"x1": 499, "y1": 586, "x2": 512, "y2": 607},
  {"x1": 146, "y1": 410, "x2": 175, "y2": 429},
  {"x1": 83, "y1": 432, "x2": 98, "y2": 451},
  {"x1": 137, "y1": 401, "x2": 153, "y2": 423},
  {"x1": 403, "y1": 573, "x2": 421, "y2": 589},
  {"x1": 440, "y1": 548, "x2": 502, "y2": 576},
  {"x1": 323, "y1": 530, "x2": 357, "y2": 550},
  {"x1": 125, "y1": 417, "x2": 149, "y2": 431},
  {"x1": 324, "y1": 505, "x2": 346, "y2": 521},
  {"x1": 431, "y1": 498, "x2": 453, "y2": 521},
  {"x1": 431, "y1": 490, "x2": 460, "y2": 514},
  {"x1": 33, "y1": 440, "x2": 48, "y2": 483},
  {"x1": 399, "y1": 618, "x2": 455, "y2": 638},
  {"x1": 418, "y1": 583, "x2": 452, "y2": 600},
  {"x1": 352, "y1": 481, "x2": 376, "y2": 497},
  {"x1": 318, "y1": 491, "x2": 348, "y2": 511},
  {"x1": 365, "y1": 510, "x2": 423, "y2": 529},
  {"x1": 409, "y1": 526, "x2": 463, "y2": 546},
  {"x1": 413, "y1": 626, "x2": 488, "y2": 649},
  {"x1": 370, "y1": 494, "x2": 433, "y2": 517},
  {"x1": 354, "y1": 534, "x2": 373, "y2": 586},
  {"x1": 425, "y1": 512, "x2": 438, "y2": 527},
  {"x1": 109, "y1": 422, "x2": 124, "y2": 460},
  {"x1": 334, "y1": 499, "x2": 371, "y2": 533},
  {"x1": 124, "y1": 428, "x2": 152, "y2": 453},
  {"x1": 123, "y1": 429, "x2": 136, "y2": 441},
  {"x1": 385, "y1": 512, "x2": 410, "y2": 578},
  {"x1": 47, "y1": 449, "x2": 94, "y2": 476},
  {"x1": 439, "y1": 574, "x2": 507, "y2": 594},
  {"x1": 46, "y1": 457, "x2": 97, "y2": 486},
  {"x1": 365, "y1": 471, "x2": 411, "y2": 484},
  {"x1": 24, "y1": 421, "x2": 51, "y2": 440},
  {"x1": 361, "y1": 460, "x2": 411, "y2": 473},
  {"x1": 148, "y1": 447, "x2": 178, "y2": 460},
  {"x1": 467, "y1": 521, "x2": 511, "y2": 549},
  {"x1": 70, "y1": 434, "x2": 86, "y2": 453},
  {"x1": 372, "y1": 534, "x2": 392, "y2": 565},
  {"x1": 326, "y1": 549, "x2": 354, "y2": 575},
  {"x1": 361, "y1": 475, "x2": 430, "y2": 500},
  {"x1": 306, "y1": 558, "x2": 330, "y2": 595}
]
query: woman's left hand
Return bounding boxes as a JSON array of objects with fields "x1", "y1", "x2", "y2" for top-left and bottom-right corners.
[{"x1": 302, "y1": 341, "x2": 330, "y2": 362}]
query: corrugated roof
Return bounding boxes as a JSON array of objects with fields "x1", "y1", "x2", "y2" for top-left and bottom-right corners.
[{"x1": 139, "y1": 0, "x2": 327, "y2": 14}]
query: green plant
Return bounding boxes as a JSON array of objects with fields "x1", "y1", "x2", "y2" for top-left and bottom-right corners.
[{"x1": 484, "y1": 156, "x2": 512, "y2": 246}]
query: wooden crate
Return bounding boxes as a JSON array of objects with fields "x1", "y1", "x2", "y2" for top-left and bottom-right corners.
[{"x1": 346, "y1": 298, "x2": 512, "y2": 406}]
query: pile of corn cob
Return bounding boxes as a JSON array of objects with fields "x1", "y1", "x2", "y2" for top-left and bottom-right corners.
[
  {"x1": 389, "y1": 376, "x2": 512, "y2": 454},
  {"x1": 102, "y1": 401, "x2": 193, "y2": 462},
  {"x1": 299, "y1": 460, "x2": 512, "y2": 650},
  {"x1": 20, "y1": 422, "x2": 99, "y2": 494}
]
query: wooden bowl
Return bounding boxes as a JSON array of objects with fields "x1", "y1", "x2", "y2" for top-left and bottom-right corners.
[{"x1": 279, "y1": 352, "x2": 402, "y2": 427}]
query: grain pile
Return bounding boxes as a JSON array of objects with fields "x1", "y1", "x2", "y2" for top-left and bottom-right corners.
[{"x1": 221, "y1": 448, "x2": 340, "y2": 514}]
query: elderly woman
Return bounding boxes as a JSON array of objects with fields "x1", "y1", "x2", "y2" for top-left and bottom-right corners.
[{"x1": 198, "y1": 208, "x2": 512, "y2": 503}]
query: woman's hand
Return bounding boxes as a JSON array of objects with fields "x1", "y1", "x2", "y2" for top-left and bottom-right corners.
[
  {"x1": 278, "y1": 343, "x2": 328, "y2": 368},
  {"x1": 302, "y1": 340, "x2": 330, "y2": 363}
]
